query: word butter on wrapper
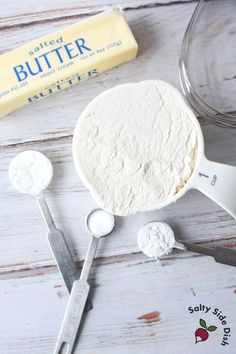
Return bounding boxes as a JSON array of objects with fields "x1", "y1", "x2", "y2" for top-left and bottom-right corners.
[{"x1": 0, "y1": 9, "x2": 138, "y2": 118}]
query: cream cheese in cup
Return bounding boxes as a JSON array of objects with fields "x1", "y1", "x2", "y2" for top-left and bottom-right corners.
[{"x1": 73, "y1": 80, "x2": 236, "y2": 219}]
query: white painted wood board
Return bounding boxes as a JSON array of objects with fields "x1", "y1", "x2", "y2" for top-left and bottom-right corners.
[{"x1": 0, "y1": 256, "x2": 235, "y2": 354}]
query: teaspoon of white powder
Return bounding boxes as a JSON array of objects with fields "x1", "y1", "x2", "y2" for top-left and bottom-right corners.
[
  {"x1": 137, "y1": 222, "x2": 175, "y2": 259},
  {"x1": 86, "y1": 209, "x2": 115, "y2": 238},
  {"x1": 9, "y1": 150, "x2": 53, "y2": 195}
]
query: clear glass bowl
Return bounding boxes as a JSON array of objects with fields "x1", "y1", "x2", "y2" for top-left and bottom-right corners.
[{"x1": 179, "y1": 0, "x2": 236, "y2": 128}]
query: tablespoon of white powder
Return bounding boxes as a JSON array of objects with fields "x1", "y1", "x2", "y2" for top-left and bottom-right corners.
[
  {"x1": 8, "y1": 150, "x2": 82, "y2": 296},
  {"x1": 137, "y1": 222, "x2": 176, "y2": 259},
  {"x1": 9, "y1": 150, "x2": 53, "y2": 195}
]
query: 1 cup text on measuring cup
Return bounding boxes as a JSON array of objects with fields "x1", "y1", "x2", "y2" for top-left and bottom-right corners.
[{"x1": 198, "y1": 173, "x2": 217, "y2": 186}]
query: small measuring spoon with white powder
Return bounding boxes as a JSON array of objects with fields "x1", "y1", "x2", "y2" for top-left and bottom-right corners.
[
  {"x1": 137, "y1": 222, "x2": 236, "y2": 266},
  {"x1": 137, "y1": 222, "x2": 176, "y2": 259},
  {"x1": 8, "y1": 150, "x2": 80, "y2": 293},
  {"x1": 54, "y1": 209, "x2": 115, "y2": 354}
]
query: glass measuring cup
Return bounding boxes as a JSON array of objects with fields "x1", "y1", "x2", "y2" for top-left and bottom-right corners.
[{"x1": 179, "y1": 0, "x2": 236, "y2": 127}]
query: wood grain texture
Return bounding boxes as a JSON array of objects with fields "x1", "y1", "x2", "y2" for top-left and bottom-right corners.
[
  {"x1": 0, "y1": 256, "x2": 235, "y2": 354},
  {"x1": 0, "y1": 0, "x2": 195, "y2": 27},
  {"x1": 1, "y1": 1, "x2": 236, "y2": 353}
]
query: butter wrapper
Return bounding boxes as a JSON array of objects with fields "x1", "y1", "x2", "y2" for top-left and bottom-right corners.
[{"x1": 0, "y1": 9, "x2": 138, "y2": 118}]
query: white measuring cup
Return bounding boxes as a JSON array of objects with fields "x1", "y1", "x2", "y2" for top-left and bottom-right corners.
[
  {"x1": 145, "y1": 96, "x2": 236, "y2": 219},
  {"x1": 73, "y1": 80, "x2": 236, "y2": 218},
  {"x1": 127, "y1": 82, "x2": 236, "y2": 219}
]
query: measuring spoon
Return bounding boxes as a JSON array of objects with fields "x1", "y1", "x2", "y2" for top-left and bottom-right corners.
[
  {"x1": 9, "y1": 151, "x2": 83, "y2": 295},
  {"x1": 138, "y1": 221, "x2": 236, "y2": 267},
  {"x1": 54, "y1": 209, "x2": 115, "y2": 354}
]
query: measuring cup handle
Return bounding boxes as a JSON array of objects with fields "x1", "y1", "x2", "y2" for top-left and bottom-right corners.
[{"x1": 192, "y1": 156, "x2": 236, "y2": 219}]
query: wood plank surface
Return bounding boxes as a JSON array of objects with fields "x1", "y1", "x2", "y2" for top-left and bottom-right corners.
[
  {"x1": 0, "y1": 0, "x2": 195, "y2": 27},
  {"x1": 0, "y1": 256, "x2": 235, "y2": 354}
]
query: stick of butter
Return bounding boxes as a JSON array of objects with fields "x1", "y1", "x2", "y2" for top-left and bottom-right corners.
[{"x1": 0, "y1": 9, "x2": 138, "y2": 118}]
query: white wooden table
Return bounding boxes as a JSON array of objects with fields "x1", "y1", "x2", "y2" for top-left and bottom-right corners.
[{"x1": 0, "y1": 1, "x2": 236, "y2": 353}]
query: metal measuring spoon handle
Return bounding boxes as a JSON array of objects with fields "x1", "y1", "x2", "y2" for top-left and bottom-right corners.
[
  {"x1": 54, "y1": 236, "x2": 99, "y2": 354},
  {"x1": 173, "y1": 240, "x2": 186, "y2": 250},
  {"x1": 37, "y1": 194, "x2": 79, "y2": 293},
  {"x1": 213, "y1": 247, "x2": 236, "y2": 267},
  {"x1": 37, "y1": 193, "x2": 93, "y2": 311},
  {"x1": 178, "y1": 240, "x2": 236, "y2": 267}
]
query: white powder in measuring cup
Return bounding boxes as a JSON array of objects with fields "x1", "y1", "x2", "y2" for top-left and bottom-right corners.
[
  {"x1": 73, "y1": 80, "x2": 198, "y2": 215},
  {"x1": 137, "y1": 222, "x2": 175, "y2": 259},
  {"x1": 9, "y1": 150, "x2": 53, "y2": 195},
  {"x1": 87, "y1": 209, "x2": 115, "y2": 237}
]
